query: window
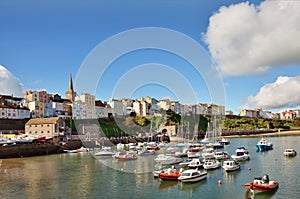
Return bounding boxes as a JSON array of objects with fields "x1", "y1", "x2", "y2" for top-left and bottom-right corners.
[
  {"x1": 48, "y1": 131, "x2": 50, "y2": 134},
  {"x1": 35, "y1": 131, "x2": 37, "y2": 134},
  {"x1": 41, "y1": 131, "x2": 43, "y2": 134}
]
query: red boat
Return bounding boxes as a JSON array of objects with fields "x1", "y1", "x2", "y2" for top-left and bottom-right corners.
[
  {"x1": 244, "y1": 175, "x2": 279, "y2": 193},
  {"x1": 147, "y1": 146, "x2": 160, "y2": 151},
  {"x1": 158, "y1": 168, "x2": 181, "y2": 181}
]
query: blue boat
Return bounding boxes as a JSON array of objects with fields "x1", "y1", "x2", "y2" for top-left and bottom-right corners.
[{"x1": 256, "y1": 138, "x2": 273, "y2": 151}]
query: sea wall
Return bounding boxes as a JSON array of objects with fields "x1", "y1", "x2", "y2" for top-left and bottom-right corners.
[{"x1": 0, "y1": 140, "x2": 83, "y2": 159}]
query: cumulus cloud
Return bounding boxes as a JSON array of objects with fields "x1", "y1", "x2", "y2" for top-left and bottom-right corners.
[
  {"x1": 203, "y1": 0, "x2": 300, "y2": 76},
  {"x1": 0, "y1": 65, "x2": 24, "y2": 97},
  {"x1": 246, "y1": 76, "x2": 300, "y2": 109}
]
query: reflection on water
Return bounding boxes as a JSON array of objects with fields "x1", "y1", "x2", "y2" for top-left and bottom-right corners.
[
  {"x1": 1, "y1": 136, "x2": 300, "y2": 198},
  {"x1": 245, "y1": 189, "x2": 278, "y2": 199},
  {"x1": 178, "y1": 180, "x2": 204, "y2": 194},
  {"x1": 223, "y1": 169, "x2": 240, "y2": 183},
  {"x1": 158, "y1": 180, "x2": 178, "y2": 191}
]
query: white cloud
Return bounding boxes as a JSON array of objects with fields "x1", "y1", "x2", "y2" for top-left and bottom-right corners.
[
  {"x1": 0, "y1": 65, "x2": 24, "y2": 97},
  {"x1": 203, "y1": 0, "x2": 300, "y2": 76},
  {"x1": 246, "y1": 76, "x2": 300, "y2": 109}
]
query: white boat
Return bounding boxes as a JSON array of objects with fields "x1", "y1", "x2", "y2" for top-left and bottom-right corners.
[
  {"x1": 214, "y1": 151, "x2": 229, "y2": 160},
  {"x1": 216, "y1": 137, "x2": 230, "y2": 145},
  {"x1": 202, "y1": 148, "x2": 215, "y2": 159},
  {"x1": 178, "y1": 169, "x2": 207, "y2": 183},
  {"x1": 231, "y1": 147, "x2": 250, "y2": 161},
  {"x1": 222, "y1": 160, "x2": 240, "y2": 172},
  {"x1": 187, "y1": 151, "x2": 201, "y2": 158},
  {"x1": 138, "y1": 148, "x2": 155, "y2": 156},
  {"x1": 203, "y1": 159, "x2": 221, "y2": 170},
  {"x1": 154, "y1": 154, "x2": 182, "y2": 165},
  {"x1": 94, "y1": 146, "x2": 116, "y2": 157},
  {"x1": 174, "y1": 148, "x2": 188, "y2": 157},
  {"x1": 187, "y1": 158, "x2": 203, "y2": 169},
  {"x1": 284, "y1": 148, "x2": 297, "y2": 156}
]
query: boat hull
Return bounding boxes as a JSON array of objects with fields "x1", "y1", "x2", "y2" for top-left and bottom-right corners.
[
  {"x1": 159, "y1": 172, "x2": 181, "y2": 181},
  {"x1": 244, "y1": 181, "x2": 279, "y2": 193},
  {"x1": 178, "y1": 173, "x2": 207, "y2": 183},
  {"x1": 256, "y1": 145, "x2": 273, "y2": 151}
]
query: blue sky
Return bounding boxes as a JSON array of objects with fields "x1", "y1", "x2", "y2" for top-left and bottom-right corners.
[{"x1": 1, "y1": 0, "x2": 300, "y2": 114}]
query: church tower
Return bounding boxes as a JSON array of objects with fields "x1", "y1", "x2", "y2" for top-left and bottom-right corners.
[{"x1": 65, "y1": 74, "x2": 75, "y2": 102}]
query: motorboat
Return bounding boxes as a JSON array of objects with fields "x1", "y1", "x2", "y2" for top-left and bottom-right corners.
[
  {"x1": 77, "y1": 146, "x2": 89, "y2": 152},
  {"x1": 231, "y1": 147, "x2": 250, "y2": 161},
  {"x1": 214, "y1": 151, "x2": 229, "y2": 160},
  {"x1": 113, "y1": 152, "x2": 137, "y2": 160},
  {"x1": 158, "y1": 167, "x2": 182, "y2": 181},
  {"x1": 174, "y1": 148, "x2": 188, "y2": 157},
  {"x1": 256, "y1": 138, "x2": 273, "y2": 151},
  {"x1": 138, "y1": 148, "x2": 155, "y2": 156},
  {"x1": 283, "y1": 148, "x2": 297, "y2": 156},
  {"x1": 178, "y1": 169, "x2": 207, "y2": 183},
  {"x1": 202, "y1": 148, "x2": 215, "y2": 159},
  {"x1": 187, "y1": 158, "x2": 203, "y2": 169},
  {"x1": 212, "y1": 141, "x2": 224, "y2": 149},
  {"x1": 154, "y1": 154, "x2": 182, "y2": 165},
  {"x1": 203, "y1": 159, "x2": 221, "y2": 170},
  {"x1": 187, "y1": 151, "x2": 201, "y2": 158},
  {"x1": 222, "y1": 160, "x2": 240, "y2": 172},
  {"x1": 153, "y1": 166, "x2": 182, "y2": 178},
  {"x1": 216, "y1": 137, "x2": 230, "y2": 145},
  {"x1": 94, "y1": 146, "x2": 116, "y2": 157},
  {"x1": 244, "y1": 174, "x2": 279, "y2": 193}
]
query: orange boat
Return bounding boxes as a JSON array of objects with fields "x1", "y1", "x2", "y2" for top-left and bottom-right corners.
[
  {"x1": 244, "y1": 174, "x2": 279, "y2": 193},
  {"x1": 158, "y1": 168, "x2": 182, "y2": 181}
]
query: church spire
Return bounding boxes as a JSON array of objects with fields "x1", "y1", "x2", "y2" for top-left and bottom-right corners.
[
  {"x1": 66, "y1": 73, "x2": 75, "y2": 102},
  {"x1": 68, "y1": 74, "x2": 74, "y2": 92}
]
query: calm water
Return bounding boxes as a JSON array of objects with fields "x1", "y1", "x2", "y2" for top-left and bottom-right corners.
[{"x1": 1, "y1": 136, "x2": 300, "y2": 199}]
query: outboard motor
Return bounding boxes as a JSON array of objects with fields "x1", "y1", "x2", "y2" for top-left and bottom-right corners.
[{"x1": 262, "y1": 174, "x2": 269, "y2": 183}]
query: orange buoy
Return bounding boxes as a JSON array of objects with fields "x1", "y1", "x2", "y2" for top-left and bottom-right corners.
[{"x1": 218, "y1": 180, "x2": 222, "y2": 185}]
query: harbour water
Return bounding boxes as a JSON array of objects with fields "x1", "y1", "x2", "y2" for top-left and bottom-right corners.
[{"x1": 1, "y1": 135, "x2": 300, "y2": 199}]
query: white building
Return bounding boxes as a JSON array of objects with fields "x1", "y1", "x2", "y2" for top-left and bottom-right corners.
[
  {"x1": 75, "y1": 93, "x2": 95, "y2": 106},
  {"x1": 0, "y1": 106, "x2": 7, "y2": 118},
  {"x1": 108, "y1": 98, "x2": 125, "y2": 116},
  {"x1": 18, "y1": 107, "x2": 30, "y2": 119},
  {"x1": 7, "y1": 107, "x2": 19, "y2": 119}
]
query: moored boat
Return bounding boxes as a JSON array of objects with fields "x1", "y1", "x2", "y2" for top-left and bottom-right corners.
[
  {"x1": 283, "y1": 148, "x2": 297, "y2": 157},
  {"x1": 203, "y1": 159, "x2": 221, "y2": 170},
  {"x1": 178, "y1": 169, "x2": 207, "y2": 183},
  {"x1": 231, "y1": 147, "x2": 250, "y2": 161},
  {"x1": 216, "y1": 137, "x2": 230, "y2": 145},
  {"x1": 244, "y1": 174, "x2": 279, "y2": 193},
  {"x1": 113, "y1": 152, "x2": 137, "y2": 160},
  {"x1": 222, "y1": 160, "x2": 240, "y2": 172},
  {"x1": 154, "y1": 154, "x2": 182, "y2": 165},
  {"x1": 214, "y1": 151, "x2": 229, "y2": 160},
  {"x1": 202, "y1": 148, "x2": 215, "y2": 159},
  {"x1": 158, "y1": 167, "x2": 182, "y2": 181},
  {"x1": 256, "y1": 138, "x2": 273, "y2": 151},
  {"x1": 187, "y1": 158, "x2": 203, "y2": 169}
]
